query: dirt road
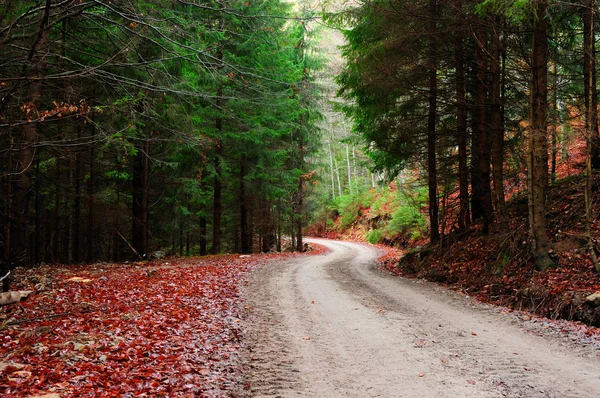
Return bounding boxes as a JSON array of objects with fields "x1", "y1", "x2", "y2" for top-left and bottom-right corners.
[{"x1": 242, "y1": 239, "x2": 600, "y2": 397}]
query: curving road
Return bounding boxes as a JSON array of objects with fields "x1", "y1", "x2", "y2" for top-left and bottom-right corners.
[{"x1": 242, "y1": 239, "x2": 600, "y2": 397}]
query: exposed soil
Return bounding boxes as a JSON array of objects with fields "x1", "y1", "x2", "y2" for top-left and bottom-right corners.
[{"x1": 241, "y1": 238, "x2": 600, "y2": 397}]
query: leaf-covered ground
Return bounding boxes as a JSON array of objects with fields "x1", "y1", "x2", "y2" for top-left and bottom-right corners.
[
  {"x1": 377, "y1": 175, "x2": 600, "y2": 333},
  {"x1": 0, "y1": 247, "x2": 326, "y2": 397}
]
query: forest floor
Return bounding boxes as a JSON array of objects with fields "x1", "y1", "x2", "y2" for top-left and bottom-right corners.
[
  {"x1": 0, "y1": 247, "x2": 325, "y2": 397},
  {"x1": 381, "y1": 174, "x2": 600, "y2": 330}
]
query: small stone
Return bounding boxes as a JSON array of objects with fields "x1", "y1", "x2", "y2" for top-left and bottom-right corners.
[{"x1": 585, "y1": 292, "x2": 600, "y2": 307}]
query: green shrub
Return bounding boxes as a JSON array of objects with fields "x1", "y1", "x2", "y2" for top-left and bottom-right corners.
[
  {"x1": 366, "y1": 229, "x2": 382, "y2": 244},
  {"x1": 333, "y1": 189, "x2": 377, "y2": 229}
]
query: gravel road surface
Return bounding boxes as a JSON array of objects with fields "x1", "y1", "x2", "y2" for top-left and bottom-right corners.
[{"x1": 242, "y1": 239, "x2": 600, "y2": 397}]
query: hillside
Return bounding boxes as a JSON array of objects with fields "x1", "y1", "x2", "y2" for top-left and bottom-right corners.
[{"x1": 309, "y1": 174, "x2": 600, "y2": 328}]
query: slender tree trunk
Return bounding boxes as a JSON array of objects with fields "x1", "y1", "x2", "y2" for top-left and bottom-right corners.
[
  {"x1": 584, "y1": 0, "x2": 600, "y2": 270},
  {"x1": 475, "y1": 24, "x2": 493, "y2": 234},
  {"x1": 212, "y1": 141, "x2": 223, "y2": 254},
  {"x1": 261, "y1": 201, "x2": 273, "y2": 252},
  {"x1": 551, "y1": 62, "x2": 558, "y2": 182},
  {"x1": 186, "y1": 229, "x2": 190, "y2": 256},
  {"x1": 67, "y1": 159, "x2": 74, "y2": 263},
  {"x1": 427, "y1": 0, "x2": 440, "y2": 244},
  {"x1": 131, "y1": 140, "x2": 146, "y2": 257},
  {"x1": 179, "y1": 221, "x2": 184, "y2": 256},
  {"x1": 212, "y1": 74, "x2": 224, "y2": 254},
  {"x1": 455, "y1": 0, "x2": 470, "y2": 231},
  {"x1": 583, "y1": 0, "x2": 600, "y2": 169},
  {"x1": 490, "y1": 23, "x2": 506, "y2": 230},
  {"x1": 53, "y1": 153, "x2": 63, "y2": 262},
  {"x1": 296, "y1": 175, "x2": 304, "y2": 252},
  {"x1": 240, "y1": 156, "x2": 250, "y2": 254},
  {"x1": 199, "y1": 212, "x2": 207, "y2": 256},
  {"x1": 143, "y1": 139, "x2": 149, "y2": 251},
  {"x1": 13, "y1": 25, "x2": 49, "y2": 268},
  {"x1": 87, "y1": 123, "x2": 95, "y2": 262},
  {"x1": 346, "y1": 145, "x2": 352, "y2": 194},
  {"x1": 2, "y1": 134, "x2": 13, "y2": 292},
  {"x1": 529, "y1": 0, "x2": 553, "y2": 270},
  {"x1": 328, "y1": 140, "x2": 336, "y2": 199},
  {"x1": 72, "y1": 126, "x2": 81, "y2": 263},
  {"x1": 34, "y1": 156, "x2": 41, "y2": 264},
  {"x1": 295, "y1": 133, "x2": 305, "y2": 252}
]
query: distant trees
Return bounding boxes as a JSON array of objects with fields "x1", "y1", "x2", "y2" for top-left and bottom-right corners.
[
  {"x1": 334, "y1": 0, "x2": 599, "y2": 269},
  {"x1": 0, "y1": 0, "x2": 322, "y2": 290}
]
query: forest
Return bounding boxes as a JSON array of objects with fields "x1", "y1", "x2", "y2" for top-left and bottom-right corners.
[
  {"x1": 0, "y1": 0, "x2": 324, "y2": 292},
  {"x1": 314, "y1": 0, "x2": 600, "y2": 267},
  {"x1": 2, "y1": 0, "x2": 600, "y2": 396}
]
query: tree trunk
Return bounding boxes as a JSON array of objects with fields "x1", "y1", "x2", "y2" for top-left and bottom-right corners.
[
  {"x1": 211, "y1": 72, "x2": 224, "y2": 254},
  {"x1": 240, "y1": 156, "x2": 250, "y2": 254},
  {"x1": 131, "y1": 140, "x2": 147, "y2": 257},
  {"x1": 295, "y1": 175, "x2": 304, "y2": 252},
  {"x1": 583, "y1": 0, "x2": 600, "y2": 270},
  {"x1": 73, "y1": 126, "x2": 81, "y2": 263},
  {"x1": 34, "y1": 156, "x2": 41, "y2": 264},
  {"x1": 454, "y1": 0, "x2": 470, "y2": 231},
  {"x1": 179, "y1": 221, "x2": 184, "y2": 256},
  {"x1": 490, "y1": 23, "x2": 506, "y2": 230},
  {"x1": 261, "y1": 201, "x2": 274, "y2": 252},
  {"x1": 475, "y1": 24, "x2": 493, "y2": 234},
  {"x1": 529, "y1": 0, "x2": 553, "y2": 270},
  {"x1": 13, "y1": 22, "x2": 49, "y2": 268},
  {"x1": 583, "y1": 0, "x2": 600, "y2": 169},
  {"x1": 186, "y1": 229, "x2": 190, "y2": 256},
  {"x1": 212, "y1": 141, "x2": 223, "y2": 254},
  {"x1": 2, "y1": 134, "x2": 13, "y2": 292},
  {"x1": 551, "y1": 62, "x2": 558, "y2": 182},
  {"x1": 199, "y1": 212, "x2": 207, "y2": 256},
  {"x1": 427, "y1": 0, "x2": 440, "y2": 244},
  {"x1": 53, "y1": 154, "x2": 63, "y2": 263},
  {"x1": 328, "y1": 139, "x2": 336, "y2": 199},
  {"x1": 87, "y1": 123, "x2": 95, "y2": 262}
]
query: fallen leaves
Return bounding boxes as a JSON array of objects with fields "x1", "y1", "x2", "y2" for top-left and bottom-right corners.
[{"x1": 0, "y1": 248, "x2": 325, "y2": 397}]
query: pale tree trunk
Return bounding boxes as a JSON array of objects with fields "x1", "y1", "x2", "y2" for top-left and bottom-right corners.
[
  {"x1": 295, "y1": 133, "x2": 305, "y2": 253},
  {"x1": 529, "y1": 0, "x2": 553, "y2": 270},
  {"x1": 346, "y1": 145, "x2": 353, "y2": 194},
  {"x1": 328, "y1": 139, "x2": 335, "y2": 199}
]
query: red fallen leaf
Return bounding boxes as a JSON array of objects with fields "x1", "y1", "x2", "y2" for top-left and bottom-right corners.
[
  {"x1": 471, "y1": 332, "x2": 477, "y2": 336},
  {"x1": 418, "y1": 373, "x2": 425, "y2": 377},
  {"x1": 1, "y1": 250, "x2": 325, "y2": 397}
]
